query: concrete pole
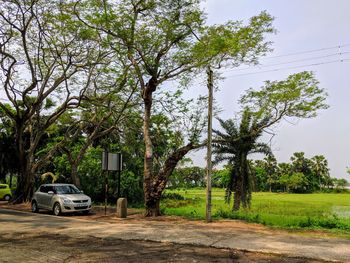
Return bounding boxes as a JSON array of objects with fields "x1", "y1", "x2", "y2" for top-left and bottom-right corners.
[{"x1": 206, "y1": 66, "x2": 213, "y2": 223}]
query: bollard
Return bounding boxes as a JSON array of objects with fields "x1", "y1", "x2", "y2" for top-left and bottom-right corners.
[{"x1": 116, "y1": 198, "x2": 127, "y2": 218}]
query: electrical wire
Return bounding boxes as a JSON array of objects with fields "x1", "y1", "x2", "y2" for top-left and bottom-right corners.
[
  {"x1": 223, "y1": 51, "x2": 350, "y2": 73},
  {"x1": 260, "y1": 43, "x2": 350, "y2": 60},
  {"x1": 225, "y1": 58, "x2": 350, "y2": 78}
]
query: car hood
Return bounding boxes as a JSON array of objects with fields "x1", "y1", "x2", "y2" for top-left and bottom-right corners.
[{"x1": 58, "y1": 194, "x2": 90, "y2": 200}]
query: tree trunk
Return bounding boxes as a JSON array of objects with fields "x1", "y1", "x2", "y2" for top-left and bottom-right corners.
[
  {"x1": 13, "y1": 124, "x2": 34, "y2": 203},
  {"x1": 143, "y1": 85, "x2": 156, "y2": 216},
  {"x1": 146, "y1": 142, "x2": 204, "y2": 216},
  {"x1": 233, "y1": 175, "x2": 243, "y2": 211},
  {"x1": 14, "y1": 162, "x2": 35, "y2": 203},
  {"x1": 144, "y1": 198, "x2": 161, "y2": 217},
  {"x1": 141, "y1": 78, "x2": 205, "y2": 216},
  {"x1": 71, "y1": 164, "x2": 81, "y2": 188},
  {"x1": 319, "y1": 175, "x2": 321, "y2": 191}
]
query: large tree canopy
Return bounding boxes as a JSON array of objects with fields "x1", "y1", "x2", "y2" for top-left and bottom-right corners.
[
  {"x1": 240, "y1": 71, "x2": 328, "y2": 125},
  {"x1": 75, "y1": 0, "x2": 275, "y2": 216},
  {"x1": 0, "y1": 0, "x2": 105, "y2": 201}
]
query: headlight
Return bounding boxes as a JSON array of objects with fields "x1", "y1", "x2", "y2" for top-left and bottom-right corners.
[{"x1": 62, "y1": 198, "x2": 72, "y2": 204}]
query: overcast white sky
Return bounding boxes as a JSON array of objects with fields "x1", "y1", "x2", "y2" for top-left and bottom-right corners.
[{"x1": 188, "y1": 0, "x2": 350, "y2": 179}]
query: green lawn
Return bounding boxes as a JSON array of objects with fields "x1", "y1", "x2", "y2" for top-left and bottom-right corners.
[{"x1": 162, "y1": 188, "x2": 350, "y2": 233}]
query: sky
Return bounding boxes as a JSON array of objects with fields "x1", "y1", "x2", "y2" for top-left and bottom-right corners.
[{"x1": 188, "y1": 0, "x2": 350, "y2": 179}]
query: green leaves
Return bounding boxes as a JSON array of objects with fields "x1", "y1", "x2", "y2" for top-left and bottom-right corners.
[
  {"x1": 192, "y1": 11, "x2": 274, "y2": 68},
  {"x1": 44, "y1": 98, "x2": 56, "y2": 110},
  {"x1": 240, "y1": 71, "x2": 329, "y2": 123}
]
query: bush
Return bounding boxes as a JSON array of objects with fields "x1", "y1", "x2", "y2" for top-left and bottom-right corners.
[{"x1": 161, "y1": 192, "x2": 185, "y2": 200}]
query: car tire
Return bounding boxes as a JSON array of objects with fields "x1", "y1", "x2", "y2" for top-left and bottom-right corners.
[
  {"x1": 82, "y1": 210, "x2": 90, "y2": 215},
  {"x1": 31, "y1": 201, "x2": 39, "y2": 213},
  {"x1": 4, "y1": 195, "x2": 11, "y2": 202},
  {"x1": 53, "y1": 202, "x2": 61, "y2": 216}
]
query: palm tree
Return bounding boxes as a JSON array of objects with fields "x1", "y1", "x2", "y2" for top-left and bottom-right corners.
[
  {"x1": 263, "y1": 155, "x2": 277, "y2": 192},
  {"x1": 213, "y1": 109, "x2": 272, "y2": 211},
  {"x1": 310, "y1": 155, "x2": 329, "y2": 191}
]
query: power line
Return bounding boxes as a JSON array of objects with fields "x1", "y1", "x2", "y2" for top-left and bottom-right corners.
[
  {"x1": 260, "y1": 43, "x2": 350, "y2": 60},
  {"x1": 225, "y1": 58, "x2": 350, "y2": 78},
  {"x1": 223, "y1": 51, "x2": 350, "y2": 73}
]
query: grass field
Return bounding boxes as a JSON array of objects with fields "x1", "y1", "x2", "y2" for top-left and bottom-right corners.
[{"x1": 162, "y1": 188, "x2": 350, "y2": 233}]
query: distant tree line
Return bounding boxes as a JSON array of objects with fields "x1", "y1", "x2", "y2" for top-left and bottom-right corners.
[
  {"x1": 167, "y1": 153, "x2": 348, "y2": 194},
  {"x1": 252, "y1": 153, "x2": 348, "y2": 193}
]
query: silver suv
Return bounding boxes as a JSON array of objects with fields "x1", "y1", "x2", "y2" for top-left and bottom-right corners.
[{"x1": 31, "y1": 184, "x2": 92, "y2": 216}]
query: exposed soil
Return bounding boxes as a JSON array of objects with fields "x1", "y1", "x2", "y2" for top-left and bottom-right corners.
[
  {"x1": 0, "y1": 201, "x2": 342, "y2": 239},
  {"x1": 0, "y1": 201, "x2": 342, "y2": 262},
  {"x1": 0, "y1": 231, "x2": 325, "y2": 263}
]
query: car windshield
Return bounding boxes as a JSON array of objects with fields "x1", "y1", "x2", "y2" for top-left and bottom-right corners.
[{"x1": 55, "y1": 185, "x2": 81, "y2": 194}]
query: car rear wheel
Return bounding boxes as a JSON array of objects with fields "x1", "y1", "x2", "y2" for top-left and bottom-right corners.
[
  {"x1": 53, "y1": 202, "x2": 61, "y2": 216},
  {"x1": 31, "y1": 201, "x2": 39, "y2": 213},
  {"x1": 4, "y1": 195, "x2": 11, "y2": 202}
]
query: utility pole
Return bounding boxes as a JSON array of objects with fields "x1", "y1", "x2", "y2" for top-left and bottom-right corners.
[{"x1": 206, "y1": 66, "x2": 213, "y2": 223}]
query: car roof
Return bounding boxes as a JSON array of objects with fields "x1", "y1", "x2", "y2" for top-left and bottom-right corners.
[
  {"x1": 41, "y1": 183, "x2": 75, "y2": 187},
  {"x1": 0, "y1": 184, "x2": 9, "y2": 186}
]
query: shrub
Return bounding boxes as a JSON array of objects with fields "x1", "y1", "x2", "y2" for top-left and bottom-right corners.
[{"x1": 161, "y1": 192, "x2": 185, "y2": 200}]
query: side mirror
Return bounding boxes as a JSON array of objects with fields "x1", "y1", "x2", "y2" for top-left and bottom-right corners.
[
  {"x1": 80, "y1": 190, "x2": 84, "y2": 193},
  {"x1": 48, "y1": 191, "x2": 54, "y2": 195}
]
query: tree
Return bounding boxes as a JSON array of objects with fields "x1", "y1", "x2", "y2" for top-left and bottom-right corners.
[
  {"x1": 240, "y1": 72, "x2": 328, "y2": 129},
  {"x1": 290, "y1": 152, "x2": 322, "y2": 192},
  {"x1": 214, "y1": 71, "x2": 328, "y2": 209},
  {"x1": 212, "y1": 166, "x2": 231, "y2": 188},
  {"x1": 252, "y1": 156, "x2": 278, "y2": 192},
  {"x1": 332, "y1": 178, "x2": 348, "y2": 191},
  {"x1": 75, "y1": 0, "x2": 275, "y2": 216},
  {"x1": 276, "y1": 162, "x2": 292, "y2": 192},
  {"x1": 0, "y1": 107, "x2": 18, "y2": 185},
  {"x1": 287, "y1": 172, "x2": 309, "y2": 193},
  {"x1": 262, "y1": 156, "x2": 277, "y2": 192},
  {"x1": 213, "y1": 109, "x2": 273, "y2": 210},
  {"x1": 56, "y1": 68, "x2": 140, "y2": 187},
  {"x1": 168, "y1": 166, "x2": 206, "y2": 188},
  {"x1": 0, "y1": 0, "x2": 104, "y2": 201},
  {"x1": 252, "y1": 161, "x2": 268, "y2": 191},
  {"x1": 310, "y1": 155, "x2": 329, "y2": 191}
]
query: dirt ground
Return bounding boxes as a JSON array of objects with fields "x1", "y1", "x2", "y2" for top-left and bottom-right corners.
[
  {"x1": 0, "y1": 202, "x2": 337, "y2": 262},
  {"x1": 0, "y1": 201, "x2": 341, "y2": 239},
  {"x1": 0, "y1": 231, "x2": 325, "y2": 263}
]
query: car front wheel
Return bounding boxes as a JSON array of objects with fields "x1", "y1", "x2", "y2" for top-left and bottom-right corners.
[
  {"x1": 53, "y1": 202, "x2": 61, "y2": 216},
  {"x1": 31, "y1": 201, "x2": 39, "y2": 213},
  {"x1": 4, "y1": 195, "x2": 11, "y2": 202}
]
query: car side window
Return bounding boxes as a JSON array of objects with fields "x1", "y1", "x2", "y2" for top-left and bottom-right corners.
[
  {"x1": 46, "y1": 186, "x2": 54, "y2": 193},
  {"x1": 40, "y1": 186, "x2": 47, "y2": 193},
  {"x1": 0, "y1": 185, "x2": 6, "y2": 189}
]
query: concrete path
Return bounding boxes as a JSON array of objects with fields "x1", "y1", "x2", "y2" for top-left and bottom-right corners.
[{"x1": 0, "y1": 208, "x2": 349, "y2": 262}]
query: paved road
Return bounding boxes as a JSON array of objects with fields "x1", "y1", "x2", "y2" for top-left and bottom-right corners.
[{"x1": 0, "y1": 208, "x2": 349, "y2": 262}]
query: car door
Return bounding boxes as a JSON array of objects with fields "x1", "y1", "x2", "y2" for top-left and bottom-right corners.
[
  {"x1": 42, "y1": 185, "x2": 55, "y2": 209},
  {"x1": 0, "y1": 185, "x2": 6, "y2": 199},
  {"x1": 36, "y1": 185, "x2": 47, "y2": 208}
]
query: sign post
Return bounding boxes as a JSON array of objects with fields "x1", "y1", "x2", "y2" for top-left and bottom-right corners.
[{"x1": 102, "y1": 151, "x2": 122, "y2": 215}]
